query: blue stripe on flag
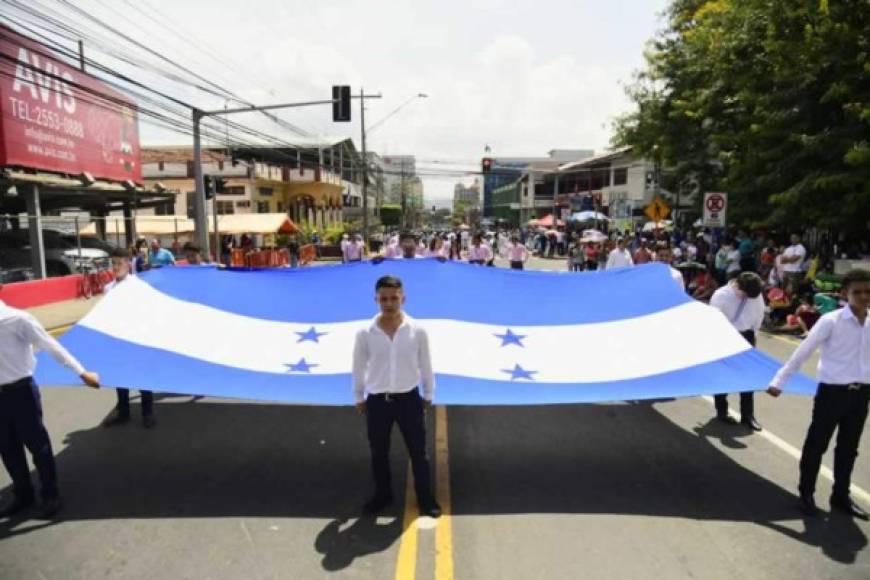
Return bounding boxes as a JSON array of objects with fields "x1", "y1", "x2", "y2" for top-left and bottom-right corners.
[{"x1": 134, "y1": 261, "x2": 690, "y2": 325}]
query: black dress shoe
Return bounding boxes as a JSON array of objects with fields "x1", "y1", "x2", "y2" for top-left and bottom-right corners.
[
  {"x1": 830, "y1": 496, "x2": 869, "y2": 520},
  {"x1": 716, "y1": 414, "x2": 739, "y2": 425},
  {"x1": 101, "y1": 409, "x2": 130, "y2": 427},
  {"x1": 419, "y1": 499, "x2": 442, "y2": 519},
  {"x1": 37, "y1": 496, "x2": 63, "y2": 519},
  {"x1": 798, "y1": 494, "x2": 818, "y2": 517},
  {"x1": 0, "y1": 496, "x2": 35, "y2": 518},
  {"x1": 363, "y1": 494, "x2": 394, "y2": 514},
  {"x1": 142, "y1": 414, "x2": 157, "y2": 429},
  {"x1": 741, "y1": 417, "x2": 762, "y2": 431}
]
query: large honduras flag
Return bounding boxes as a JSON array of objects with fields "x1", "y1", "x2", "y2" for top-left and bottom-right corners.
[{"x1": 36, "y1": 261, "x2": 814, "y2": 405}]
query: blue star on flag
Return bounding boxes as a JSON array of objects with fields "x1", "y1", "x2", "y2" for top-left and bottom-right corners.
[
  {"x1": 286, "y1": 358, "x2": 319, "y2": 373},
  {"x1": 501, "y1": 364, "x2": 537, "y2": 381},
  {"x1": 296, "y1": 326, "x2": 328, "y2": 343},
  {"x1": 494, "y1": 328, "x2": 526, "y2": 347}
]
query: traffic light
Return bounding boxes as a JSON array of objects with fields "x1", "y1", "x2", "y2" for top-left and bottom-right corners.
[
  {"x1": 203, "y1": 175, "x2": 215, "y2": 200},
  {"x1": 482, "y1": 157, "x2": 493, "y2": 174},
  {"x1": 214, "y1": 177, "x2": 226, "y2": 194},
  {"x1": 332, "y1": 85, "x2": 351, "y2": 122}
]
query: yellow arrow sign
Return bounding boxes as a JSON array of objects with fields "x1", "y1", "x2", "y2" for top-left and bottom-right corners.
[{"x1": 644, "y1": 197, "x2": 670, "y2": 223}]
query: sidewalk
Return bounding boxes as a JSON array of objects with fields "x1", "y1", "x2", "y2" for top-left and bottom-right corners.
[{"x1": 28, "y1": 296, "x2": 102, "y2": 331}]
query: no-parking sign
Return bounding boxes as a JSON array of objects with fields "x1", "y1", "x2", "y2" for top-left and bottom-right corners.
[{"x1": 703, "y1": 192, "x2": 727, "y2": 227}]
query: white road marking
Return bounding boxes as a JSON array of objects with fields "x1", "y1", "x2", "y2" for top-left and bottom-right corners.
[{"x1": 701, "y1": 395, "x2": 870, "y2": 505}]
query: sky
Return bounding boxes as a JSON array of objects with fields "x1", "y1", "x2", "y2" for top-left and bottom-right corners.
[{"x1": 22, "y1": 0, "x2": 670, "y2": 203}]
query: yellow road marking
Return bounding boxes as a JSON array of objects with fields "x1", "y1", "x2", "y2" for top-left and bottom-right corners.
[
  {"x1": 48, "y1": 324, "x2": 73, "y2": 337},
  {"x1": 395, "y1": 463, "x2": 419, "y2": 580},
  {"x1": 435, "y1": 405, "x2": 454, "y2": 580}
]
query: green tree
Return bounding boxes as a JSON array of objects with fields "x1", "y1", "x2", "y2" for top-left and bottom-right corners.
[
  {"x1": 379, "y1": 204, "x2": 402, "y2": 227},
  {"x1": 614, "y1": 0, "x2": 870, "y2": 235}
]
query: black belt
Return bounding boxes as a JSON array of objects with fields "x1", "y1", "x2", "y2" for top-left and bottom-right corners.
[
  {"x1": 821, "y1": 382, "x2": 868, "y2": 391},
  {"x1": 0, "y1": 377, "x2": 33, "y2": 394},
  {"x1": 368, "y1": 388, "x2": 419, "y2": 402}
]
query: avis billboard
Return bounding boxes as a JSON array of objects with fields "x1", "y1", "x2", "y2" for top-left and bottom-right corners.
[{"x1": 0, "y1": 25, "x2": 141, "y2": 183}]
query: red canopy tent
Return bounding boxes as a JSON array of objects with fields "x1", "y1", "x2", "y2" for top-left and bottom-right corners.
[{"x1": 534, "y1": 214, "x2": 565, "y2": 227}]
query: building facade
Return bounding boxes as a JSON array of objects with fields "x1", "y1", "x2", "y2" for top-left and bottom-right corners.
[
  {"x1": 141, "y1": 139, "x2": 368, "y2": 230},
  {"x1": 482, "y1": 149, "x2": 593, "y2": 217}
]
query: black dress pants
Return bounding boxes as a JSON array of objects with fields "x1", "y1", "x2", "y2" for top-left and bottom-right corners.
[
  {"x1": 0, "y1": 378, "x2": 59, "y2": 501},
  {"x1": 799, "y1": 383, "x2": 870, "y2": 499},
  {"x1": 714, "y1": 330, "x2": 756, "y2": 419},
  {"x1": 116, "y1": 388, "x2": 154, "y2": 416},
  {"x1": 366, "y1": 389, "x2": 434, "y2": 504}
]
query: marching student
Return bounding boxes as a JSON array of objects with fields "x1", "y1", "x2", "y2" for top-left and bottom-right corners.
[
  {"x1": 182, "y1": 242, "x2": 205, "y2": 265},
  {"x1": 507, "y1": 235, "x2": 529, "y2": 270},
  {"x1": 0, "y1": 286, "x2": 100, "y2": 519},
  {"x1": 352, "y1": 276, "x2": 441, "y2": 518},
  {"x1": 767, "y1": 269, "x2": 870, "y2": 519},
  {"x1": 344, "y1": 234, "x2": 364, "y2": 263},
  {"x1": 101, "y1": 248, "x2": 156, "y2": 429},
  {"x1": 709, "y1": 272, "x2": 766, "y2": 431},
  {"x1": 605, "y1": 238, "x2": 634, "y2": 270},
  {"x1": 466, "y1": 234, "x2": 492, "y2": 265}
]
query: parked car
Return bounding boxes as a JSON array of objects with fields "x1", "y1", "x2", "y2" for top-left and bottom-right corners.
[
  {"x1": 0, "y1": 229, "x2": 109, "y2": 277},
  {"x1": 60, "y1": 233, "x2": 119, "y2": 254},
  {"x1": 0, "y1": 266, "x2": 34, "y2": 283}
]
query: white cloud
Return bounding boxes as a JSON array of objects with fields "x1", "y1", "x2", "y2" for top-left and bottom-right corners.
[{"x1": 64, "y1": 0, "x2": 666, "y2": 201}]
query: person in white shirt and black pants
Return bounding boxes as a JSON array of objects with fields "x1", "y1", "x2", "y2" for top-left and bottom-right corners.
[
  {"x1": 768, "y1": 268, "x2": 870, "y2": 519},
  {"x1": 353, "y1": 275, "x2": 441, "y2": 518},
  {"x1": 0, "y1": 287, "x2": 100, "y2": 519},
  {"x1": 101, "y1": 248, "x2": 156, "y2": 429},
  {"x1": 710, "y1": 272, "x2": 766, "y2": 431}
]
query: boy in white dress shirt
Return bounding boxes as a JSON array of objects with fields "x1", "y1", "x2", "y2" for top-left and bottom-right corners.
[
  {"x1": 352, "y1": 276, "x2": 441, "y2": 518},
  {"x1": 768, "y1": 269, "x2": 870, "y2": 519},
  {"x1": 0, "y1": 286, "x2": 100, "y2": 519}
]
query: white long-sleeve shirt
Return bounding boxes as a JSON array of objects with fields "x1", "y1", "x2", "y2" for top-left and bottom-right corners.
[
  {"x1": 709, "y1": 283, "x2": 765, "y2": 333},
  {"x1": 606, "y1": 248, "x2": 634, "y2": 270},
  {"x1": 352, "y1": 314, "x2": 434, "y2": 403},
  {"x1": 0, "y1": 300, "x2": 85, "y2": 384},
  {"x1": 467, "y1": 244, "x2": 493, "y2": 262},
  {"x1": 507, "y1": 243, "x2": 529, "y2": 262},
  {"x1": 770, "y1": 306, "x2": 869, "y2": 389}
]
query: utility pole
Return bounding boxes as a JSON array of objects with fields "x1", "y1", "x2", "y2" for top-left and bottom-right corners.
[
  {"x1": 192, "y1": 108, "x2": 208, "y2": 253},
  {"x1": 400, "y1": 160, "x2": 407, "y2": 229},
  {"x1": 360, "y1": 87, "x2": 368, "y2": 243},
  {"x1": 552, "y1": 170, "x2": 560, "y2": 227}
]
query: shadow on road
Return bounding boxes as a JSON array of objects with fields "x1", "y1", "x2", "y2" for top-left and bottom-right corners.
[{"x1": 0, "y1": 399, "x2": 865, "y2": 568}]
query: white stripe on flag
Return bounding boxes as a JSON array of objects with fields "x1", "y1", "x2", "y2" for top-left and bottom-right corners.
[{"x1": 80, "y1": 276, "x2": 752, "y2": 382}]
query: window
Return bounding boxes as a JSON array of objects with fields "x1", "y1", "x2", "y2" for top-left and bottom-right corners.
[
  {"x1": 236, "y1": 200, "x2": 251, "y2": 208},
  {"x1": 258, "y1": 187, "x2": 273, "y2": 197},
  {"x1": 216, "y1": 201, "x2": 234, "y2": 215},
  {"x1": 224, "y1": 186, "x2": 246, "y2": 196},
  {"x1": 154, "y1": 201, "x2": 175, "y2": 215},
  {"x1": 613, "y1": 167, "x2": 628, "y2": 186},
  {"x1": 257, "y1": 201, "x2": 270, "y2": 213},
  {"x1": 277, "y1": 202, "x2": 285, "y2": 212}
]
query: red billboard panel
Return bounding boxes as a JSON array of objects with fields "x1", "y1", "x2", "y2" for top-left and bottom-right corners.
[{"x1": 0, "y1": 25, "x2": 142, "y2": 183}]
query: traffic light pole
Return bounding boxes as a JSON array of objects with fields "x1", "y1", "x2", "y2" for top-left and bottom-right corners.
[
  {"x1": 358, "y1": 89, "x2": 382, "y2": 248},
  {"x1": 192, "y1": 97, "x2": 343, "y2": 258},
  {"x1": 192, "y1": 108, "x2": 208, "y2": 255}
]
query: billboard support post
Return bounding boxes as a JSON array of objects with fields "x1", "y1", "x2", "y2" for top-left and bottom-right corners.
[{"x1": 24, "y1": 184, "x2": 46, "y2": 279}]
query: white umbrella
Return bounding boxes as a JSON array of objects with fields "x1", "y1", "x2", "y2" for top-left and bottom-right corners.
[
  {"x1": 642, "y1": 220, "x2": 673, "y2": 232},
  {"x1": 581, "y1": 229, "x2": 608, "y2": 242},
  {"x1": 570, "y1": 211, "x2": 610, "y2": 222}
]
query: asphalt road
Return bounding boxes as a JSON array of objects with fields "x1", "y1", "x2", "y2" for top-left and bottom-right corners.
[{"x1": 1, "y1": 256, "x2": 868, "y2": 579}]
